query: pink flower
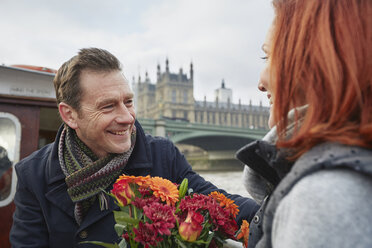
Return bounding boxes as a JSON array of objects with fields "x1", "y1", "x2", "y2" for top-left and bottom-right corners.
[
  {"x1": 209, "y1": 205, "x2": 238, "y2": 239},
  {"x1": 122, "y1": 233, "x2": 129, "y2": 242},
  {"x1": 133, "y1": 222, "x2": 163, "y2": 248},
  {"x1": 138, "y1": 186, "x2": 152, "y2": 197},
  {"x1": 179, "y1": 194, "x2": 216, "y2": 212},
  {"x1": 179, "y1": 193, "x2": 238, "y2": 240},
  {"x1": 132, "y1": 195, "x2": 159, "y2": 209},
  {"x1": 143, "y1": 202, "x2": 176, "y2": 236},
  {"x1": 179, "y1": 211, "x2": 204, "y2": 242}
]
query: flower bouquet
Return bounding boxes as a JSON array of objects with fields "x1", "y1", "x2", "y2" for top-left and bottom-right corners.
[{"x1": 85, "y1": 175, "x2": 249, "y2": 248}]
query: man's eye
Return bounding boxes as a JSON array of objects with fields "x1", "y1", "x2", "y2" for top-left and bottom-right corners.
[
  {"x1": 103, "y1": 104, "x2": 114, "y2": 109},
  {"x1": 125, "y1": 100, "x2": 133, "y2": 106}
]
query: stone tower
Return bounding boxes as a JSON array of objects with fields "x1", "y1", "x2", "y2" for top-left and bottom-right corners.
[{"x1": 153, "y1": 58, "x2": 195, "y2": 121}]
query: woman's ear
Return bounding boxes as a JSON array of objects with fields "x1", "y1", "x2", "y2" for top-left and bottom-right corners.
[{"x1": 58, "y1": 102, "x2": 78, "y2": 129}]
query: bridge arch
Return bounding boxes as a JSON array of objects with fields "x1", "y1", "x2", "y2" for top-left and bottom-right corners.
[
  {"x1": 171, "y1": 132, "x2": 257, "y2": 152},
  {"x1": 171, "y1": 131, "x2": 260, "y2": 144}
]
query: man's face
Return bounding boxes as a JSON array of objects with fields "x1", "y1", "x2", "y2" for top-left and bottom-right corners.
[{"x1": 73, "y1": 69, "x2": 136, "y2": 158}]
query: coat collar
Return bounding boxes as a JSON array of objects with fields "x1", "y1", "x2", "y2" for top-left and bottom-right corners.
[
  {"x1": 44, "y1": 120, "x2": 153, "y2": 224},
  {"x1": 44, "y1": 125, "x2": 75, "y2": 219},
  {"x1": 236, "y1": 140, "x2": 281, "y2": 186},
  {"x1": 124, "y1": 120, "x2": 153, "y2": 171},
  {"x1": 236, "y1": 140, "x2": 293, "y2": 187},
  {"x1": 236, "y1": 107, "x2": 308, "y2": 187}
]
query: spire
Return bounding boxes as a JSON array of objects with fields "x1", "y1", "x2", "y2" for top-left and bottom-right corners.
[
  {"x1": 190, "y1": 62, "x2": 194, "y2": 81},
  {"x1": 157, "y1": 63, "x2": 161, "y2": 81},
  {"x1": 221, "y1": 79, "x2": 225, "y2": 88},
  {"x1": 145, "y1": 71, "x2": 149, "y2": 82},
  {"x1": 132, "y1": 76, "x2": 136, "y2": 89},
  {"x1": 165, "y1": 58, "x2": 169, "y2": 73},
  {"x1": 178, "y1": 67, "x2": 183, "y2": 81}
]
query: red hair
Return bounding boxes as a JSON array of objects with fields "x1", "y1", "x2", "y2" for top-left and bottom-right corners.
[{"x1": 270, "y1": 0, "x2": 372, "y2": 158}]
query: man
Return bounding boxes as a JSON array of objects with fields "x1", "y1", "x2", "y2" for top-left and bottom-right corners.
[{"x1": 10, "y1": 48, "x2": 259, "y2": 247}]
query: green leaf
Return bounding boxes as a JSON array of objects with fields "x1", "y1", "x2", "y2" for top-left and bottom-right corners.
[
  {"x1": 212, "y1": 234, "x2": 227, "y2": 245},
  {"x1": 205, "y1": 232, "x2": 215, "y2": 247},
  {"x1": 113, "y1": 211, "x2": 140, "y2": 225},
  {"x1": 174, "y1": 238, "x2": 188, "y2": 248},
  {"x1": 132, "y1": 184, "x2": 142, "y2": 198},
  {"x1": 118, "y1": 239, "x2": 128, "y2": 248},
  {"x1": 119, "y1": 205, "x2": 131, "y2": 214},
  {"x1": 178, "y1": 178, "x2": 188, "y2": 199},
  {"x1": 80, "y1": 241, "x2": 119, "y2": 248},
  {"x1": 114, "y1": 224, "x2": 127, "y2": 237},
  {"x1": 133, "y1": 205, "x2": 143, "y2": 220}
]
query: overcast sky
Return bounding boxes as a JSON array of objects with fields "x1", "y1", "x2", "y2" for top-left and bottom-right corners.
[{"x1": 0, "y1": 0, "x2": 274, "y2": 106}]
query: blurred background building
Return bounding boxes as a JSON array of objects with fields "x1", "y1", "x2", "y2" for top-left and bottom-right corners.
[{"x1": 133, "y1": 59, "x2": 270, "y2": 130}]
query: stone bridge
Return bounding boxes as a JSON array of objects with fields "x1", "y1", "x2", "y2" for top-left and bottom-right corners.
[{"x1": 138, "y1": 118, "x2": 268, "y2": 170}]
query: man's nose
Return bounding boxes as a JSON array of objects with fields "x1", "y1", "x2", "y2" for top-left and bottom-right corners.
[{"x1": 116, "y1": 103, "x2": 134, "y2": 123}]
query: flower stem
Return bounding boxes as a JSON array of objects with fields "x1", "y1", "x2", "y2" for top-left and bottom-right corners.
[{"x1": 133, "y1": 206, "x2": 138, "y2": 220}]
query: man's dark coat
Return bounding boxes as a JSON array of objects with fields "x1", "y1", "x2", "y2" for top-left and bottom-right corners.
[{"x1": 10, "y1": 121, "x2": 259, "y2": 247}]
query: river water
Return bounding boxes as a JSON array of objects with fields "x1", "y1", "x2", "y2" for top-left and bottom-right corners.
[{"x1": 198, "y1": 170, "x2": 250, "y2": 198}]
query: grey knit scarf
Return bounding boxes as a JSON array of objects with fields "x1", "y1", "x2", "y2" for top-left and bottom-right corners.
[{"x1": 58, "y1": 125, "x2": 136, "y2": 225}]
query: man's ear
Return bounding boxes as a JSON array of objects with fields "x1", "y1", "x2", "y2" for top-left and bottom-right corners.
[{"x1": 58, "y1": 102, "x2": 79, "y2": 129}]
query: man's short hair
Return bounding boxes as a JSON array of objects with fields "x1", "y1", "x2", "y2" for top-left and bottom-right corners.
[{"x1": 53, "y1": 48, "x2": 122, "y2": 111}]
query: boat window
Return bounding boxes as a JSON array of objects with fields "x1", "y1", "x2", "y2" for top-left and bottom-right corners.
[{"x1": 0, "y1": 113, "x2": 21, "y2": 207}]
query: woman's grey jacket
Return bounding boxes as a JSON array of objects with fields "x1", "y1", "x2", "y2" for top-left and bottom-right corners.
[{"x1": 238, "y1": 123, "x2": 372, "y2": 247}]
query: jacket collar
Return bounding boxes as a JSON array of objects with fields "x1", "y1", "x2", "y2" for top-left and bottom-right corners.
[
  {"x1": 236, "y1": 140, "x2": 282, "y2": 186},
  {"x1": 46, "y1": 125, "x2": 65, "y2": 185},
  {"x1": 44, "y1": 120, "x2": 153, "y2": 224},
  {"x1": 236, "y1": 107, "x2": 308, "y2": 186},
  {"x1": 236, "y1": 140, "x2": 293, "y2": 187},
  {"x1": 123, "y1": 120, "x2": 153, "y2": 171},
  {"x1": 44, "y1": 125, "x2": 75, "y2": 219}
]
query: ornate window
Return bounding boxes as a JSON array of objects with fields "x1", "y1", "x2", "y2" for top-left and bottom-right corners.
[
  {"x1": 183, "y1": 90, "x2": 188, "y2": 104},
  {"x1": 172, "y1": 90, "x2": 177, "y2": 103}
]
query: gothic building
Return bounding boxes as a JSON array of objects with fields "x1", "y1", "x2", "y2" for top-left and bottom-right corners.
[{"x1": 133, "y1": 59, "x2": 270, "y2": 130}]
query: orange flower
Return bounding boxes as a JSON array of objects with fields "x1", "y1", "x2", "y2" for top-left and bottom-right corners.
[
  {"x1": 149, "y1": 177, "x2": 179, "y2": 206},
  {"x1": 236, "y1": 220, "x2": 250, "y2": 248},
  {"x1": 116, "y1": 175, "x2": 150, "y2": 187},
  {"x1": 209, "y1": 191, "x2": 239, "y2": 218}
]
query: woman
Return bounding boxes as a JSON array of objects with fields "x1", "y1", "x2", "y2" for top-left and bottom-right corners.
[{"x1": 238, "y1": 0, "x2": 372, "y2": 247}]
